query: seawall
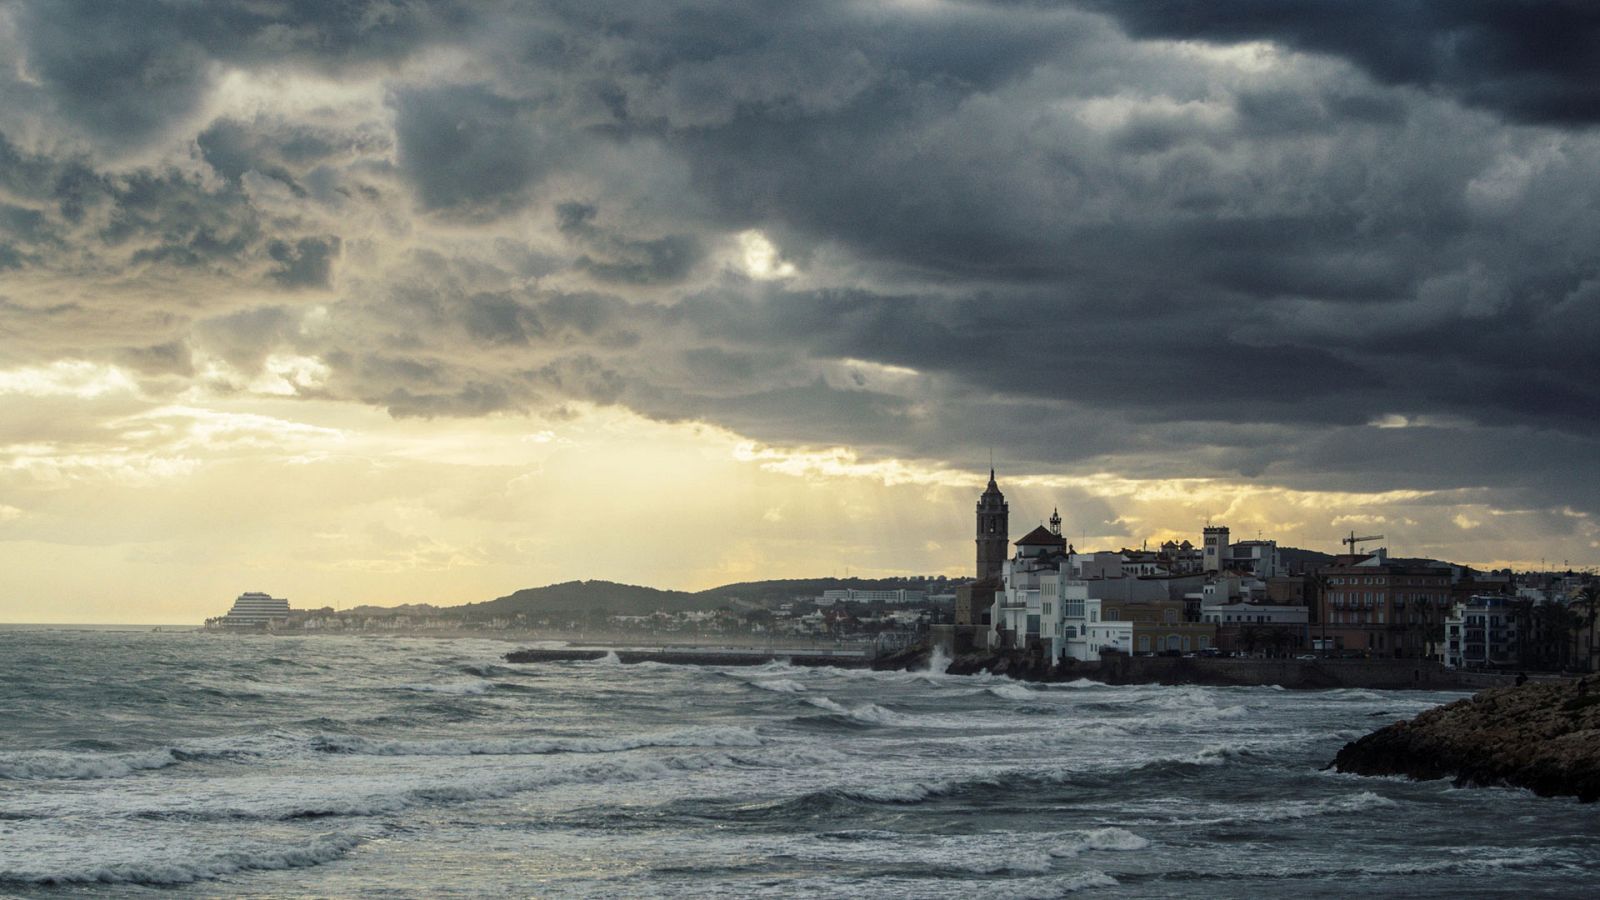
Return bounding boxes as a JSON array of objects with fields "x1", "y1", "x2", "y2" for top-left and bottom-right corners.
[
  {"x1": 937, "y1": 649, "x2": 1566, "y2": 691},
  {"x1": 503, "y1": 647, "x2": 875, "y2": 668}
]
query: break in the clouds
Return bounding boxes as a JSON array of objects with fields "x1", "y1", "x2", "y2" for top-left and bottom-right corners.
[{"x1": 2, "y1": 0, "x2": 1599, "y2": 614}]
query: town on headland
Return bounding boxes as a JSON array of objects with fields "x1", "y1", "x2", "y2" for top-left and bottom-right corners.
[
  {"x1": 205, "y1": 468, "x2": 1599, "y2": 691},
  {"x1": 197, "y1": 467, "x2": 1600, "y2": 801}
]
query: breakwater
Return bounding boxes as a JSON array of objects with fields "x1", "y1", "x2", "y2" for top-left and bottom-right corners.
[
  {"x1": 906, "y1": 641, "x2": 1567, "y2": 690},
  {"x1": 503, "y1": 647, "x2": 875, "y2": 668}
]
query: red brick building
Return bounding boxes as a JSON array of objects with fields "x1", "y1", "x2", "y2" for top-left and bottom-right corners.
[{"x1": 1316, "y1": 552, "x2": 1454, "y2": 659}]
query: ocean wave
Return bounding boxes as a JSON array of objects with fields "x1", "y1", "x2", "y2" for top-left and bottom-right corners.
[
  {"x1": 747, "y1": 678, "x2": 807, "y2": 693},
  {"x1": 801, "y1": 697, "x2": 916, "y2": 726},
  {"x1": 1133, "y1": 790, "x2": 1399, "y2": 827},
  {"x1": 1049, "y1": 827, "x2": 1151, "y2": 857},
  {"x1": 392, "y1": 678, "x2": 494, "y2": 694},
  {"x1": 0, "y1": 748, "x2": 183, "y2": 781},
  {"x1": 309, "y1": 725, "x2": 763, "y2": 757},
  {"x1": 0, "y1": 833, "x2": 361, "y2": 886},
  {"x1": 982, "y1": 683, "x2": 1041, "y2": 701}
]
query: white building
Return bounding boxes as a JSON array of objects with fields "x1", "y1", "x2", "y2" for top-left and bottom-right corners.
[
  {"x1": 1444, "y1": 596, "x2": 1519, "y2": 669},
  {"x1": 1227, "y1": 540, "x2": 1283, "y2": 578},
  {"x1": 1063, "y1": 597, "x2": 1135, "y2": 661},
  {"x1": 212, "y1": 592, "x2": 291, "y2": 629},
  {"x1": 990, "y1": 526, "x2": 1134, "y2": 662},
  {"x1": 821, "y1": 588, "x2": 927, "y2": 605}
]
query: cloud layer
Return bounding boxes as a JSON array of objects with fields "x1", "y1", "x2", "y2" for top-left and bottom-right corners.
[{"x1": 2, "y1": 0, "x2": 1598, "y2": 605}]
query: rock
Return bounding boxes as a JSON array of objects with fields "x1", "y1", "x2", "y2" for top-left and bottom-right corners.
[
  {"x1": 870, "y1": 643, "x2": 930, "y2": 671},
  {"x1": 1332, "y1": 681, "x2": 1600, "y2": 802}
]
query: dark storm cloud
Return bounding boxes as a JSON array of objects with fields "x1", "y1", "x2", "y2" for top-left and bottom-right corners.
[
  {"x1": 557, "y1": 202, "x2": 705, "y2": 285},
  {"x1": 5, "y1": 0, "x2": 1599, "y2": 538},
  {"x1": 0, "y1": 130, "x2": 346, "y2": 316},
  {"x1": 16, "y1": 0, "x2": 468, "y2": 146},
  {"x1": 267, "y1": 236, "x2": 341, "y2": 289},
  {"x1": 390, "y1": 84, "x2": 551, "y2": 218},
  {"x1": 1075, "y1": 0, "x2": 1600, "y2": 126}
]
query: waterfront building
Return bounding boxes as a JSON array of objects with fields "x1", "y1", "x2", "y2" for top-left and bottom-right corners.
[
  {"x1": 1202, "y1": 601, "x2": 1309, "y2": 655},
  {"x1": 1315, "y1": 549, "x2": 1454, "y2": 659},
  {"x1": 1099, "y1": 597, "x2": 1216, "y2": 655},
  {"x1": 209, "y1": 592, "x2": 292, "y2": 630},
  {"x1": 991, "y1": 524, "x2": 1070, "y2": 654},
  {"x1": 1444, "y1": 595, "x2": 1520, "y2": 669},
  {"x1": 989, "y1": 527, "x2": 1137, "y2": 661}
]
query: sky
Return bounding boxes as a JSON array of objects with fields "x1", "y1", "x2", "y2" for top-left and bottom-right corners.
[{"x1": 2, "y1": 1, "x2": 1598, "y2": 623}]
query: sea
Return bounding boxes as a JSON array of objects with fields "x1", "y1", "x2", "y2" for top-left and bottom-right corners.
[{"x1": 2, "y1": 629, "x2": 1596, "y2": 898}]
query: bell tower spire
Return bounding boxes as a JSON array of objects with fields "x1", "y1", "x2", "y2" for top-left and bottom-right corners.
[{"x1": 975, "y1": 467, "x2": 1009, "y2": 582}]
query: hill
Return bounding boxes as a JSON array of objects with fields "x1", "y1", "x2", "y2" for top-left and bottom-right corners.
[
  {"x1": 1278, "y1": 546, "x2": 1336, "y2": 574},
  {"x1": 454, "y1": 580, "x2": 708, "y2": 619},
  {"x1": 691, "y1": 576, "x2": 953, "y2": 606},
  {"x1": 446, "y1": 576, "x2": 956, "y2": 620}
]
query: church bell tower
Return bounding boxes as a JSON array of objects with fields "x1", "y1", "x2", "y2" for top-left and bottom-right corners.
[{"x1": 975, "y1": 468, "x2": 1009, "y2": 582}]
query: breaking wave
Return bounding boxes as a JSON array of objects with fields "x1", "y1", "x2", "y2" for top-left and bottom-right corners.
[
  {"x1": 0, "y1": 833, "x2": 362, "y2": 886},
  {"x1": 0, "y1": 748, "x2": 184, "y2": 781}
]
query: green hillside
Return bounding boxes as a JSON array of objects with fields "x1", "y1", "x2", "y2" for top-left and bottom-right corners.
[{"x1": 455, "y1": 580, "x2": 705, "y2": 619}]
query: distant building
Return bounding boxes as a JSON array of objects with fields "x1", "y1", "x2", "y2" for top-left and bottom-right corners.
[
  {"x1": 1444, "y1": 596, "x2": 1520, "y2": 669},
  {"x1": 821, "y1": 588, "x2": 927, "y2": 605},
  {"x1": 209, "y1": 592, "x2": 292, "y2": 630},
  {"x1": 1202, "y1": 525, "x2": 1229, "y2": 574}
]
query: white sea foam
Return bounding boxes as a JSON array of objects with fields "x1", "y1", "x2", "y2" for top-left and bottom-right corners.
[
  {"x1": 0, "y1": 832, "x2": 362, "y2": 885},
  {"x1": 310, "y1": 725, "x2": 764, "y2": 757},
  {"x1": 1049, "y1": 827, "x2": 1151, "y2": 857},
  {"x1": 802, "y1": 696, "x2": 916, "y2": 726},
  {"x1": 982, "y1": 683, "x2": 1041, "y2": 701},
  {"x1": 394, "y1": 678, "x2": 493, "y2": 694},
  {"x1": 747, "y1": 678, "x2": 807, "y2": 693},
  {"x1": 0, "y1": 748, "x2": 181, "y2": 781},
  {"x1": 1137, "y1": 790, "x2": 1400, "y2": 827}
]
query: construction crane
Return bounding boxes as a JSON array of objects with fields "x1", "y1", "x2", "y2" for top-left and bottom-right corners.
[{"x1": 1342, "y1": 531, "x2": 1384, "y2": 554}]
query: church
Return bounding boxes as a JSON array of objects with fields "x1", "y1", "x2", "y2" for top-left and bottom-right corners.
[{"x1": 953, "y1": 468, "x2": 1141, "y2": 661}]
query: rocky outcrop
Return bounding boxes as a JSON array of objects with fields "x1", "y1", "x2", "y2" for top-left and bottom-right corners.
[
  {"x1": 869, "y1": 643, "x2": 930, "y2": 671},
  {"x1": 1333, "y1": 681, "x2": 1600, "y2": 802}
]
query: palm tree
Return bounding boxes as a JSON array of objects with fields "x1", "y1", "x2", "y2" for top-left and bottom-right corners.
[{"x1": 1580, "y1": 584, "x2": 1600, "y2": 673}]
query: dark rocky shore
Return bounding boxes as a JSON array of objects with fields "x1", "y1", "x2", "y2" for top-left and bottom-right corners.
[
  {"x1": 1333, "y1": 681, "x2": 1600, "y2": 802},
  {"x1": 875, "y1": 643, "x2": 1508, "y2": 690}
]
